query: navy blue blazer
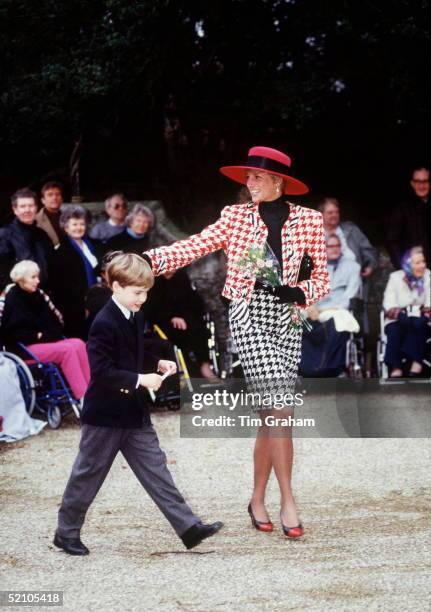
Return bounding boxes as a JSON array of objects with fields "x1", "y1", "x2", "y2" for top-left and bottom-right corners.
[{"x1": 81, "y1": 298, "x2": 157, "y2": 428}]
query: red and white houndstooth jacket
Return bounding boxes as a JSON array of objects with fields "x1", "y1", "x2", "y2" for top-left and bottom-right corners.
[{"x1": 144, "y1": 201, "x2": 330, "y2": 308}]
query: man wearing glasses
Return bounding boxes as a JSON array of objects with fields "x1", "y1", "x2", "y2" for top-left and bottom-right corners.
[
  {"x1": 90, "y1": 193, "x2": 128, "y2": 242},
  {"x1": 387, "y1": 166, "x2": 430, "y2": 268}
]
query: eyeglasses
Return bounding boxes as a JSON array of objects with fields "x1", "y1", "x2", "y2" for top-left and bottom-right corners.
[
  {"x1": 112, "y1": 203, "x2": 128, "y2": 210},
  {"x1": 412, "y1": 179, "x2": 430, "y2": 185}
]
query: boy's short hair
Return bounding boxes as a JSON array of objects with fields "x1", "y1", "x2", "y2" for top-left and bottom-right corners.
[{"x1": 105, "y1": 251, "x2": 154, "y2": 289}]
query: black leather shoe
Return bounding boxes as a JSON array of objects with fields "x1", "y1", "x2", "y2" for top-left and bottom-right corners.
[
  {"x1": 181, "y1": 521, "x2": 223, "y2": 550},
  {"x1": 53, "y1": 533, "x2": 89, "y2": 556}
]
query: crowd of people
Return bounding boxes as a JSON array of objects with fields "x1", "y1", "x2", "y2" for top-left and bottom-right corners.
[
  {"x1": 0, "y1": 164, "x2": 430, "y2": 411},
  {"x1": 0, "y1": 184, "x2": 220, "y2": 403}
]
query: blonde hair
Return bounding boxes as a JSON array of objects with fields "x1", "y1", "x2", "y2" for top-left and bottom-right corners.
[
  {"x1": 10, "y1": 260, "x2": 40, "y2": 282},
  {"x1": 105, "y1": 251, "x2": 154, "y2": 289}
]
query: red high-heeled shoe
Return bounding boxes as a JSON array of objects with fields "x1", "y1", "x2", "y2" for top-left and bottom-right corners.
[
  {"x1": 247, "y1": 502, "x2": 273, "y2": 532},
  {"x1": 280, "y1": 516, "x2": 304, "y2": 539}
]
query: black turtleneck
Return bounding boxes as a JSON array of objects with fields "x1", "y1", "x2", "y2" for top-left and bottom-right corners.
[{"x1": 258, "y1": 196, "x2": 290, "y2": 270}]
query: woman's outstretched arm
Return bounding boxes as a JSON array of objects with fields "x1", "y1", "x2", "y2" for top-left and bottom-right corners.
[{"x1": 142, "y1": 205, "x2": 232, "y2": 275}]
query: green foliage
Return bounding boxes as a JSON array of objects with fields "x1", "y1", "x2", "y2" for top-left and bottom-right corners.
[{"x1": 0, "y1": 0, "x2": 428, "y2": 162}]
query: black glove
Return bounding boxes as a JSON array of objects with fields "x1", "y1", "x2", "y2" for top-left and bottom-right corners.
[{"x1": 273, "y1": 285, "x2": 306, "y2": 305}]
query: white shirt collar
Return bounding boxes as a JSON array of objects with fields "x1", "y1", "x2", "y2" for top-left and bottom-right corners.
[
  {"x1": 111, "y1": 296, "x2": 132, "y2": 320},
  {"x1": 108, "y1": 219, "x2": 124, "y2": 227}
]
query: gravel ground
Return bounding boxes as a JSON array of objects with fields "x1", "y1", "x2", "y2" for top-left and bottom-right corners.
[{"x1": 1, "y1": 412, "x2": 430, "y2": 612}]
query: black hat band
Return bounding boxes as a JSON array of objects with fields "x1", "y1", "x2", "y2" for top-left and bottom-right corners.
[{"x1": 246, "y1": 155, "x2": 292, "y2": 176}]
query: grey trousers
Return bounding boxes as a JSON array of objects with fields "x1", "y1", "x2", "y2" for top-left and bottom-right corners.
[{"x1": 57, "y1": 423, "x2": 199, "y2": 539}]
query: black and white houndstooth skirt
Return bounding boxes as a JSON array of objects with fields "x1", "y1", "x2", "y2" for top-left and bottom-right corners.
[{"x1": 228, "y1": 288, "x2": 303, "y2": 406}]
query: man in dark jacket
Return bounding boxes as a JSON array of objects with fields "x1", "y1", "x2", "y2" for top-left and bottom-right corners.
[
  {"x1": 0, "y1": 188, "x2": 53, "y2": 290},
  {"x1": 387, "y1": 166, "x2": 431, "y2": 268}
]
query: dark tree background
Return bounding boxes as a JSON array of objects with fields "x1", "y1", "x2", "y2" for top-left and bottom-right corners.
[{"x1": 0, "y1": 0, "x2": 429, "y2": 239}]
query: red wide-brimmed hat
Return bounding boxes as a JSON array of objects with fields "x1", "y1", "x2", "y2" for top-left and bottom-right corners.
[{"x1": 219, "y1": 146, "x2": 309, "y2": 195}]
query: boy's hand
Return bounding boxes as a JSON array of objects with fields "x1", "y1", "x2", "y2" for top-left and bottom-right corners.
[
  {"x1": 138, "y1": 373, "x2": 163, "y2": 391},
  {"x1": 158, "y1": 360, "x2": 177, "y2": 376}
]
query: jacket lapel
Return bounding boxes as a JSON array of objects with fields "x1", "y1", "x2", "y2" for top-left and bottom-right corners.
[
  {"x1": 281, "y1": 204, "x2": 302, "y2": 285},
  {"x1": 107, "y1": 299, "x2": 136, "y2": 348},
  {"x1": 136, "y1": 312, "x2": 145, "y2": 369},
  {"x1": 246, "y1": 202, "x2": 267, "y2": 248}
]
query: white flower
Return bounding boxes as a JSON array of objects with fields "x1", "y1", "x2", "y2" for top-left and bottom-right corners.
[{"x1": 256, "y1": 258, "x2": 265, "y2": 268}]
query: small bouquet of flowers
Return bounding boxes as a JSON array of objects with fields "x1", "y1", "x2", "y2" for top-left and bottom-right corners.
[{"x1": 237, "y1": 244, "x2": 312, "y2": 331}]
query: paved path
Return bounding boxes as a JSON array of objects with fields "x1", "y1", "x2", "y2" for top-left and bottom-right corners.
[{"x1": 1, "y1": 413, "x2": 430, "y2": 611}]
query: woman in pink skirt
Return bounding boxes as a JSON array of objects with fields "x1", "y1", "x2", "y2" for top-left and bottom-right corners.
[{"x1": 0, "y1": 260, "x2": 90, "y2": 401}]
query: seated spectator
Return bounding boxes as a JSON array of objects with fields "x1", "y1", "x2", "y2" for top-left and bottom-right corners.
[
  {"x1": 0, "y1": 261, "x2": 90, "y2": 401},
  {"x1": 35, "y1": 181, "x2": 64, "y2": 247},
  {"x1": 142, "y1": 267, "x2": 216, "y2": 379},
  {"x1": 106, "y1": 203, "x2": 176, "y2": 254},
  {"x1": 319, "y1": 197, "x2": 377, "y2": 277},
  {"x1": 0, "y1": 188, "x2": 53, "y2": 291},
  {"x1": 50, "y1": 206, "x2": 103, "y2": 339},
  {"x1": 382, "y1": 246, "x2": 430, "y2": 378},
  {"x1": 387, "y1": 166, "x2": 430, "y2": 268},
  {"x1": 89, "y1": 193, "x2": 128, "y2": 242},
  {"x1": 0, "y1": 351, "x2": 46, "y2": 442},
  {"x1": 300, "y1": 234, "x2": 361, "y2": 377},
  {"x1": 319, "y1": 197, "x2": 377, "y2": 335}
]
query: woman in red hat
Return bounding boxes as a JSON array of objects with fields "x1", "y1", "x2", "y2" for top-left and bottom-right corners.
[{"x1": 143, "y1": 146, "x2": 329, "y2": 539}]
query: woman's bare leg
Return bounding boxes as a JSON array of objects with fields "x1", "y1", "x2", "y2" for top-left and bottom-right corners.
[
  {"x1": 267, "y1": 408, "x2": 300, "y2": 527},
  {"x1": 250, "y1": 425, "x2": 273, "y2": 521}
]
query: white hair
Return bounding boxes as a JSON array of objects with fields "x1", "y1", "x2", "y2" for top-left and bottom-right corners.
[
  {"x1": 126, "y1": 203, "x2": 154, "y2": 228},
  {"x1": 10, "y1": 260, "x2": 40, "y2": 282}
]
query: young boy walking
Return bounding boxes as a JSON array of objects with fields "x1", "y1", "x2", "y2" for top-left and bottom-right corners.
[{"x1": 54, "y1": 252, "x2": 222, "y2": 555}]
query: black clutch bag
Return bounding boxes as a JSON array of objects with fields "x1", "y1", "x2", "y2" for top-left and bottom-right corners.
[{"x1": 297, "y1": 252, "x2": 314, "y2": 282}]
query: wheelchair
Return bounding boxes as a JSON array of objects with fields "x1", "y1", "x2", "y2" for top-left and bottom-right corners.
[
  {"x1": 345, "y1": 331, "x2": 366, "y2": 379},
  {"x1": 147, "y1": 311, "x2": 226, "y2": 409},
  {"x1": 1, "y1": 343, "x2": 81, "y2": 428},
  {"x1": 342, "y1": 297, "x2": 368, "y2": 379},
  {"x1": 144, "y1": 324, "x2": 192, "y2": 411},
  {"x1": 376, "y1": 309, "x2": 431, "y2": 384}
]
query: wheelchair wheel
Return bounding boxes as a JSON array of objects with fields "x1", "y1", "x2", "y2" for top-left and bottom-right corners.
[
  {"x1": 2, "y1": 351, "x2": 36, "y2": 415},
  {"x1": 47, "y1": 405, "x2": 62, "y2": 429}
]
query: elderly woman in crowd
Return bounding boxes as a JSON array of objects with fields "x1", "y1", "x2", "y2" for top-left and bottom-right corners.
[
  {"x1": 50, "y1": 206, "x2": 103, "y2": 339},
  {"x1": 319, "y1": 197, "x2": 377, "y2": 336},
  {"x1": 383, "y1": 246, "x2": 430, "y2": 377},
  {"x1": 106, "y1": 203, "x2": 176, "y2": 254},
  {"x1": 0, "y1": 260, "x2": 90, "y2": 401},
  {"x1": 300, "y1": 233, "x2": 361, "y2": 376}
]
